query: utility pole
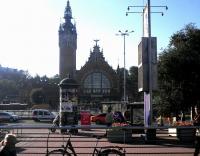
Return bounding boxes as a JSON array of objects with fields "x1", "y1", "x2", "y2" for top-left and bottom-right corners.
[
  {"x1": 126, "y1": 0, "x2": 167, "y2": 127},
  {"x1": 116, "y1": 30, "x2": 134, "y2": 105},
  {"x1": 146, "y1": 0, "x2": 152, "y2": 126}
]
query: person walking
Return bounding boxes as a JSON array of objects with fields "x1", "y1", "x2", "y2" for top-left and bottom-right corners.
[
  {"x1": 194, "y1": 108, "x2": 200, "y2": 156},
  {"x1": 105, "y1": 106, "x2": 113, "y2": 127},
  {"x1": 194, "y1": 109, "x2": 200, "y2": 126}
]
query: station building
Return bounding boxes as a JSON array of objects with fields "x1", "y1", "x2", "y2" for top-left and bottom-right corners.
[{"x1": 59, "y1": 1, "x2": 120, "y2": 110}]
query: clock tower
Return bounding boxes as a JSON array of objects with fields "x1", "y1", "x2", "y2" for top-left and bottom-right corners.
[{"x1": 59, "y1": 0, "x2": 77, "y2": 79}]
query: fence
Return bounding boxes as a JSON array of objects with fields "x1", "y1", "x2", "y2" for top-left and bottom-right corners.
[{"x1": 0, "y1": 125, "x2": 199, "y2": 155}]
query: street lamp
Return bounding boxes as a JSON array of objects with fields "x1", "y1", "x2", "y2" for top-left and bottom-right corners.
[{"x1": 116, "y1": 30, "x2": 134, "y2": 104}]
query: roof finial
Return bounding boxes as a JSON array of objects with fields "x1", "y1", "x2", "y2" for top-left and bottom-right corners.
[{"x1": 94, "y1": 39, "x2": 99, "y2": 46}]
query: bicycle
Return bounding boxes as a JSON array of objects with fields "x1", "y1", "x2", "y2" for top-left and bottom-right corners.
[
  {"x1": 46, "y1": 130, "x2": 126, "y2": 156},
  {"x1": 92, "y1": 134, "x2": 125, "y2": 156},
  {"x1": 46, "y1": 132, "x2": 77, "y2": 156}
]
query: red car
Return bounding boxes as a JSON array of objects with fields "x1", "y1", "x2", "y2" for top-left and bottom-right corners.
[
  {"x1": 91, "y1": 113, "x2": 106, "y2": 124},
  {"x1": 91, "y1": 112, "x2": 125, "y2": 125}
]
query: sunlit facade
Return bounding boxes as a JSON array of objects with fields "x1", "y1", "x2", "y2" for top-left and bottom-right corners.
[
  {"x1": 59, "y1": 1, "x2": 119, "y2": 109},
  {"x1": 76, "y1": 42, "x2": 119, "y2": 108}
]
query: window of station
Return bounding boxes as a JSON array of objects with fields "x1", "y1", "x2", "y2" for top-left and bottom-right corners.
[{"x1": 83, "y1": 72, "x2": 111, "y2": 94}]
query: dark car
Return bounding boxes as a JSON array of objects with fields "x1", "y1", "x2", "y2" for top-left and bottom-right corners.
[
  {"x1": 0, "y1": 112, "x2": 20, "y2": 122},
  {"x1": 91, "y1": 113, "x2": 106, "y2": 124}
]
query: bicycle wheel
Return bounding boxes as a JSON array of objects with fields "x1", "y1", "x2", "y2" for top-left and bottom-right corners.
[
  {"x1": 47, "y1": 149, "x2": 76, "y2": 156},
  {"x1": 98, "y1": 149, "x2": 124, "y2": 156}
]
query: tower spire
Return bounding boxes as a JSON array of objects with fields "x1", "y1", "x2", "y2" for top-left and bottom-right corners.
[{"x1": 64, "y1": 0, "x2": 72, "y2": 21}]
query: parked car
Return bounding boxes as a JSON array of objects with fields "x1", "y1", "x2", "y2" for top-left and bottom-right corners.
[
  {"x1": 32, "y1": 109, "x2": 55, "y2": 122},
  {"x1": 91, "y1": 111, "x2": 126, "y2": 125},
  {"x1": 91, "y1": 113, "x2": 106, "y2": 124},
  {"x1": 0, "y1": 112, "x2": 20, "y2": 122}
]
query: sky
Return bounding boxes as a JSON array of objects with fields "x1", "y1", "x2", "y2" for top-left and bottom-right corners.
[{"x1": 0, "y1": 0, "x2": 200, "y2": 77}]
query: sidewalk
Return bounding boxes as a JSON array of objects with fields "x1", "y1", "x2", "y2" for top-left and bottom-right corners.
[{"x1": 14, "y1": 128, "x2": 196, "y2": 155}]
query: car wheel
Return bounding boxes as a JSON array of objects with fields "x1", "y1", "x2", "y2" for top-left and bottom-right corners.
[{"x1": 9, "y1": 118, "x2": 14, "y2": 122}]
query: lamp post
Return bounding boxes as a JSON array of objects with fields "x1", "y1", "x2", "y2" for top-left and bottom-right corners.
[{"x1": 116, "y1": 30, "x2": 134, "y2": 104}]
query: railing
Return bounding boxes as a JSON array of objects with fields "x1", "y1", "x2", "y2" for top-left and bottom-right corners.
[{"x1": 0, "y1": 125, "x2": 199, "y2": 155}]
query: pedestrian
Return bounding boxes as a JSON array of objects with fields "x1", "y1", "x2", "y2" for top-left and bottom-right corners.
[
  {"x1": 194, "y1": 109, "x2": 200, "y2": 126},
  {"x1": 105, "y1": 106, "x2": 113, "y2": 127},
  {"x1": 0, "y1": 133, "x2": 17, "y2": 156},
  {"x1": 194, "y1": 108, "x2": 200, "y2": 156},
  {"x1": 124, "y1": 110, "x2": 130, "y2": 122},
  {"x1": 113, "y1": 111, "x2": 125, "y2": 123},
  {"x1": 157, "y1": 115, "x2": 164, "y2": 126}
]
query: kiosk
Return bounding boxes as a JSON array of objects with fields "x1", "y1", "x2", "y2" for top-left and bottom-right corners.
[{"x1": 59, "y1": 78, "x2": 79, "y2": 134}]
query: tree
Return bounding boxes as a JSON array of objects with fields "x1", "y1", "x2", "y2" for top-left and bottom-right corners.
[
  {"x1": 156, "y1": 23, "x2": 200, "y2": 116},
  {"x1": 30, "y1": 88, "x2": 45, "y2": 104},
  {"x1": 127, "y1": 66, "x2": 142, "y2": 102},
  {"x1": 116, "y1": 66, "x2": 128, "y2": 101}
]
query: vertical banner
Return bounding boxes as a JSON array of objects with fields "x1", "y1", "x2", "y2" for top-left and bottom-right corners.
[
  {"x1": 143, "y1": 5, "x2": 148, "y2": 37},
  {"x1": 144, "y1": 92, "x2": 150, "y2": 127}
]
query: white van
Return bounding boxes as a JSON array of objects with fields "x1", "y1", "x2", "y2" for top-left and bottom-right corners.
[{"x1": 32, "y1": 109, "x2": 55, "y2": 122}]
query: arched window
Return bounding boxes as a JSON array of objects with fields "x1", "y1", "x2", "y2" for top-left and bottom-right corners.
[{"x1": 83, "y1": 72, "x2": 110, "y2": 94}]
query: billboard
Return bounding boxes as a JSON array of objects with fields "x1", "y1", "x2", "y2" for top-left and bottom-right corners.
[{"x1": 138, "y1": 37, "x2": 158, "y2": 92}]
